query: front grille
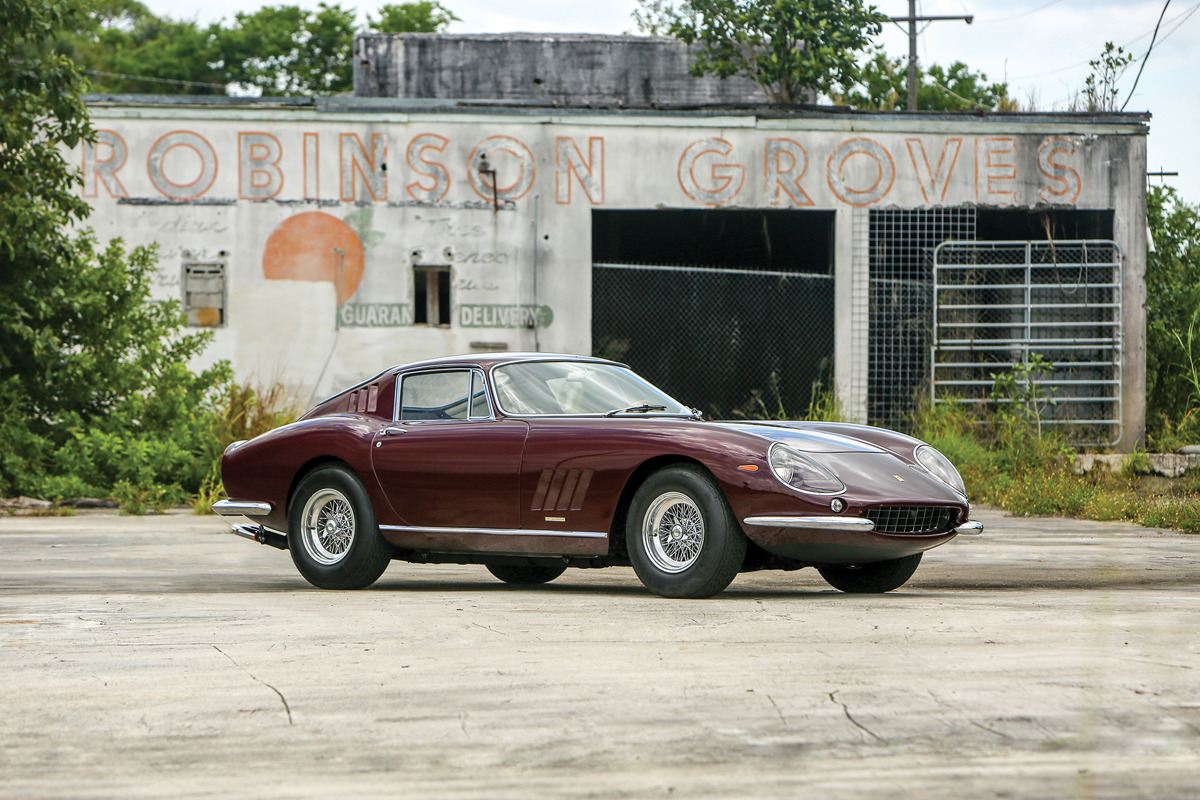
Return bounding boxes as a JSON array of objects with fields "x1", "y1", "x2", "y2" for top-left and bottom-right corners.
[{"x1": 863, "y1": 506, "x2": 955, "y2": 535}]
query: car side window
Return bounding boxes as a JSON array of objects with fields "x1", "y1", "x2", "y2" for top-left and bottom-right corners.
[{"x1": 400, "y1": 371, "x2": 470, "y2": 420}]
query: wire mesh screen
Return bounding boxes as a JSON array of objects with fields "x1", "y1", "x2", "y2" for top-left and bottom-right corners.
[
  {"x1": 932, "y1": 240, "x2": 1123, "y2": 445},
  {"x1": 592, "y1": 264, "x2": 834, "y2": 418},
  {"x1": 868, "y1": 208, "x2": 977, "y2": 429}
]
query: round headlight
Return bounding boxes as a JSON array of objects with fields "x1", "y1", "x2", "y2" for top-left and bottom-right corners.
[
  {"x1": 916, "y1": 445, "x2": 967, "y2": 496},
  {"x1": 768, "y1": 443, "x2": 846, "y2": 495}
]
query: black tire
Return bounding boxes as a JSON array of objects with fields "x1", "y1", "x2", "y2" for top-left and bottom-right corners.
[
  {"x1": 486, "y1": 563, "x2": 567, "y2": 585},
  {"x1": 817, "y1": 553, "x2": 923, "y2": 594},
  {"x1": 626, "y1": 465, "x2": 747, "y2": 599},
  {"x1": 287, "y1": 464, "x2": 392, "y2": 589}
]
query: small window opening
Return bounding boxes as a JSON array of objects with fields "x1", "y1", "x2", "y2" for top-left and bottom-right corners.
[
  {"x1": 414, "y1": 266, "x2": 452, "y2": 326},
  {"x1": 182, "y1": 250, "x2": 227, "y2": 327}
]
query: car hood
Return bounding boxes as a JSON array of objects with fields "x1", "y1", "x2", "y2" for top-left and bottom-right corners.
[{"x1": 707, "y1": 421, "x2": 888, "y2": 454}]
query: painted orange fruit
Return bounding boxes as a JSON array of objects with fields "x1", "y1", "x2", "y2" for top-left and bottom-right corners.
[{"x1": 262, "y1": 211, "x2": 364, "y2": 304}]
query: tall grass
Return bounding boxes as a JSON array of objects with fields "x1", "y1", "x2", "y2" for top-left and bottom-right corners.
[
  {"x1": 191, "y1": 382, "x2": 301, "y2": 514},
  {"x1": 732, "y1": 372, "x2": 845, "y2": 422}
]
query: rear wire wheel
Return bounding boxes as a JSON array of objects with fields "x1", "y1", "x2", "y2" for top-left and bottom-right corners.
[
  {"x1": 288, "y1": 465, "x2": 392, "y2": 589},
  {"x1": 626, "y1": 465, "x2": 746, "y2": 598}
]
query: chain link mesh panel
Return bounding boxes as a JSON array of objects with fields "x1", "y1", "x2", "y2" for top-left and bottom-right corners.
[
  {"x1": 932, "y1": 240, "x2": 1122, "y2": 445},
  {"x1": 868, "y1": 208, "x2": 977, "y2": 429},
  {"x1": 592, "y1": 264, "x2": 834, "y2": 418}
]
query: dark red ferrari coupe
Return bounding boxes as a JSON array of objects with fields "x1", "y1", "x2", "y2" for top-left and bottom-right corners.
[{"x1": 214, "y1": 353, "x2": 980, "y2": 598}]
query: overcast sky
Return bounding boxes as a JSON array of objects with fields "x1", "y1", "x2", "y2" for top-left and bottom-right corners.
[{"x1": 139, "y1": 0, "x2": 1200, "y2": 201}]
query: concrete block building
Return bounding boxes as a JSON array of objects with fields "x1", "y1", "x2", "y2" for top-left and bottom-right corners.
[{"x1": 80, "y1": 34, "x2": 1150, "y2": 448}]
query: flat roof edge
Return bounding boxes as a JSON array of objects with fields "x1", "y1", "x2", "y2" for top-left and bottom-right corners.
[{"x1": 82, "y1": 94, "x2": 1150, "y2": 129}]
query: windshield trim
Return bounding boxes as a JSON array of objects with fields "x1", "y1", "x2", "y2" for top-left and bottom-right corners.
[{"x1": 488, "y1": 360, "x2": 691, "y2": 418}]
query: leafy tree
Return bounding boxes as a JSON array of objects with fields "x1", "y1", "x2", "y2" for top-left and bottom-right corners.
[
  {"x1": 214, "y1": 3, "x2": 357, "y2": 95},
  {"x1": 57, "y1": 0, "x2": 225, "y2": 94},
  {"x1": 62, "y1": 1, "x2": 462, "y2": 96},
  {"x1": 1, "y1": 0, "x2": 94, "y2": 411},
  {"x1": 634, "y1": 0, "x2": 884, "y2": 103},
  {"x1": 0, "y1": 1, "x2": 228, "y2": 500},
  {"x1": 834, "y1": 47, "x2": 1014, "y2": 111},
  {"x1": 369, "y1": 1, "x2": 460, "y2": 33},
  {"x1": 1145, "y1": 185, "x2": 1200, "y2": 446}
]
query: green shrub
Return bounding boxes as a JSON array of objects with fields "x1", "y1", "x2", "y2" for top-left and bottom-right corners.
[
  {"x1": 1085, "y1": 491, "x2": 1147, "y2": 522},
  {"x1": 1146, "y1": 186, "x2": 1200, "y2": 446},
  {"x1": 911, "y1": 361, "x2": 1200, "y2": 533},
  {"x1": 0, "y1": 236, "x2": 232, "y2": 510},
  {"x1": 1139, "y1": 498, "x2": 1200, "y2": 534},
  {"x1": 112, "y1": 480, "x2": 186, "y2": 516}
]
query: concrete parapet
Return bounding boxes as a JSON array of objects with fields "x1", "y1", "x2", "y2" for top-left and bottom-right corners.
[{"x1": 353, "y1": 33, "x2": 774, "y2": 106}]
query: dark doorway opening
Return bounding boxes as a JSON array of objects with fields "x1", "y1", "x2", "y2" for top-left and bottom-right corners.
[
  {"x1": 976, "y1": 208, "x2": 1114, "y2": 241},
  {"x1": 592, "y1": 209, "x2": 836, "y2": 418}
]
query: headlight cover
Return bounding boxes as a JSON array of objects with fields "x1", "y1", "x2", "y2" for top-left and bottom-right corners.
[
  {"x1": 768, "y1": 443, "x2": 846, "y2": 495},
  {"x1": 916, "y1": 445, "x2": 967, "y2": 496}
]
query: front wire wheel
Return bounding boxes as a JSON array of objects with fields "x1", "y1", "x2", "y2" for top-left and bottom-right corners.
[
  {"x1": 641, "y1": 492, "x2": 705, "y2": 573},
  {"x1": 627, "y1": 465, "x2": 746, "y2": 599},
  {"x1": 288, "y1": 465, "x2": 392, "y2": 590}
]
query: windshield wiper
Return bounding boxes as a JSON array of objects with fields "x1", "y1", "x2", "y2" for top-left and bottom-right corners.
[{"x1": 604, "y1": 404, "x2": 668, "y2": 417}]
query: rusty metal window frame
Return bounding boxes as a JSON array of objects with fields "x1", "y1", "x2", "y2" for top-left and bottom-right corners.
[{"x1": 181, "y1": 250, "x2": 228, "y2": 328}]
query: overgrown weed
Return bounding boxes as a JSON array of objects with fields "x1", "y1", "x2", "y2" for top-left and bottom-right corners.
[
  {"x1": 192, "y1": 381, "x2": 300, "y2": 515},
  {"x1": 913, "y1": 360, "x2": 1200, "y2": 533},
  {"x1": 734, "y1": 373, "x2": 845, "y2": 422}
]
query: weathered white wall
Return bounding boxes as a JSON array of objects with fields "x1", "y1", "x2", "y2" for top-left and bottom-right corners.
[{"x1": 80, "y1": 101, "x2": 1147, "y2": 439}]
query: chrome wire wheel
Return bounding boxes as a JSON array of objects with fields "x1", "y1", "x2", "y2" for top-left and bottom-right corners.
[
  {"x1": 641, "y1": 491, "x2": 705, "y2": 574},
  {"x1": 300, "y1": 488, "x2": 356, "y2": 566}
]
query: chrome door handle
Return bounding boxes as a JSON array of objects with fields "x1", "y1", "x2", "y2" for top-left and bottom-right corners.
[{"x1": 381, "y1": 426, "x2": 406, "y2": 436}]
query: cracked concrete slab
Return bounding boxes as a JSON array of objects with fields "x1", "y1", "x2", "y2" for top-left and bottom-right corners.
[{"x1": 1, "y1": 507, "x2": 1198, "y2": 798}]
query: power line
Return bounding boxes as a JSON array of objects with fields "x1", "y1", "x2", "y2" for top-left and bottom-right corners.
[
  {"x1": 974, "y1": 0, "x2": 1067, "y2": 25},
  {"x1": 85, "y1": 68, "x2": 229, "y2": 91},
  {"x1": 1122, "y1": 0, "x2": 1173, "y2": 111},
  {"x1": 1040, "y1": 0, "x2": 1200, "y2": 106},
  {"x1": 1007, "y1": 0, "x2": 1200, "y2": 81}
]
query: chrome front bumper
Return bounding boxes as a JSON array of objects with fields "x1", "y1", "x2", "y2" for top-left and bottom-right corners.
[
  {"x1": 743, "y1": 515, "x2": 876, "y2": 531},
  {"x1": 743, "y1": 515, "x2": 984, "y2": 535}
]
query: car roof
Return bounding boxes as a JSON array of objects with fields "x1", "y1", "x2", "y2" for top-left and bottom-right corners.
[
  {"x1": 387, "y1": 352, "x2": 622, "y2": 373},
  {"x1": 306, "y1": 353, "x2": 627, "y2": 416}
]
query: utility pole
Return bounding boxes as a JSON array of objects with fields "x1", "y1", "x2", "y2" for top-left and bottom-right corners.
[{"x1": 887, "y1": 1, "x2": 974, "y2": 111}]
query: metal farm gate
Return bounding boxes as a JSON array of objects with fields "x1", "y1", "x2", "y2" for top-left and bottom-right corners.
[{"x1": 931, "y1": 240, "x2": 1123, "y2": 445}]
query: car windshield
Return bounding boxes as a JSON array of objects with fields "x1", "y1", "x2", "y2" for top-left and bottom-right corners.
[{"x1": 492, "y1": 361, "x2": 691, "y2": 416}]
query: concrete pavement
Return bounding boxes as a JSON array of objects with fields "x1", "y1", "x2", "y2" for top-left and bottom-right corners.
[{"x1": 1, "y1": 507, "x2": 1198, "y2": 799}]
